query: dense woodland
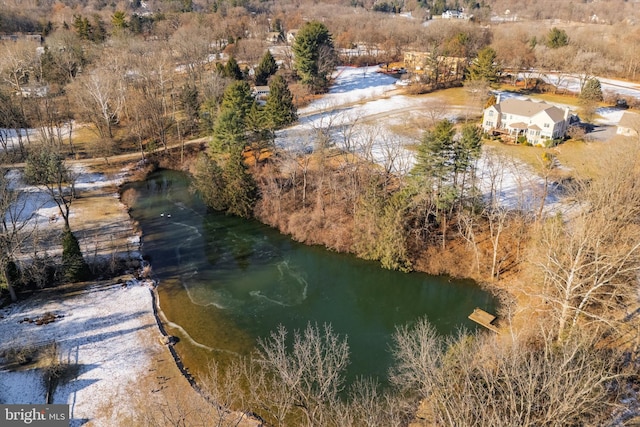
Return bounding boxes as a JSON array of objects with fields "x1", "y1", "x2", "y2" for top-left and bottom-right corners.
[{"x1": 1, "y1": 0, "x2": 640, "y2": 425}]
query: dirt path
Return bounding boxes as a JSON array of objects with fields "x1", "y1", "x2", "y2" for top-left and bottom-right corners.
[{"x1": 2, "y1": 137, "x2": 208, "y2": 170}]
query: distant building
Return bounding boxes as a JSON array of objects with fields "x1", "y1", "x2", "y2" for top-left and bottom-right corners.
[
  {"x1": 482, "y1": 96, "x2": 571, "y2": 145},
  {"x1": 617, "y1": 111, "x2": 640, "y2": 137},
  {"x1": 403, "y1": 51, "x2": 467, "y2": 81},
  {"x1": 442, "y1": 10, "x2": 472, "y2": 20},
  {"x1": 251, "y1": 86, "x2": 270, "y2": 106}
]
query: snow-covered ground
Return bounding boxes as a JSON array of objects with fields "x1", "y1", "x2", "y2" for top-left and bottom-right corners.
[
  {"x1": 0, "y1": 160, "x2": 154, "y2": 425},
  {"x1": 0, "y1": 124, "x2": 74, "y2": 153},
  {"x1": 278, "y1": 66, "x2": 569, "y2": 211},
  {"x1": 0, "y1": 128, "x2": 33, "y2": 150},
  {"x1": 4, "y1": 164, "x2": 140, "y2": 263},
  {"x1": 0, "y1": 280, "x2": 159, "y2": 426}
]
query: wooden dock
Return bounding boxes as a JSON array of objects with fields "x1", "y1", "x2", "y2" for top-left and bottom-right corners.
[{"x1": 468, "y1": 308, "x2": 499, "y2": 333}]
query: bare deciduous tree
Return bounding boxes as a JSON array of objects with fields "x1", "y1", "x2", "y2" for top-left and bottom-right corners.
[
  {"x1": 255, "y1": 323, "x2": 350, "y2": 427},
  {"x1": 0, "y1": 168, "x2": 40, "y2": 301},
  {"x1": 391, "y1": 318, "x2": 628, "y2": 426},
  {"x1": 530, "y1": 145, "x2": 640, "y2": 340},
  {"x1": 23, "y1": 146, "x2": 78, "y2": 232},
  {"x1": 69, "y1": 66, "x2": 124, "y2": 139}
]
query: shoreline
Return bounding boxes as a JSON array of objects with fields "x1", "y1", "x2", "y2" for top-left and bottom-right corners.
[
  {"x1": 0, "y1": 152, "x2": 504, "y2": 425},
  {"x1": 0, "y1": 158, "x2": 227, "y2": 426}
]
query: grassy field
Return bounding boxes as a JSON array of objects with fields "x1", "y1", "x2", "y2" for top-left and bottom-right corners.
[{"x1": 484, "y1": 134, "x2": 635, "y2": 180}]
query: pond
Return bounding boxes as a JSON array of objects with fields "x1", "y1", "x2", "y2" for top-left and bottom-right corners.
[{"x1": 125, "y1": 169, "x2": 497, "y2": 383}]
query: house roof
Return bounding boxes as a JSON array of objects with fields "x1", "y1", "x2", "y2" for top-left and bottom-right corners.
[
  {"x1": 495, "y1": 98, "x2": 566, "y2": 122},
  {"x1": 618, "y1": 111, "x2": 640, "y2": 129},
  {"x1": 508, "y1": 122, "x2": 528, "y2": 129},
  {"x1": 528, "y1": 124, "x2": 542, "y2": 131}
]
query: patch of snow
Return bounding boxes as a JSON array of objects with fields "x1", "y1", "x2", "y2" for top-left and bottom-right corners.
[
  {"x1": 595, "y1": 107, "x2": 626, "y2": 125},
  {"x1": 300, "y1": 66, "x2": 398, "y2": 115},
  {"x1": 0, "y1": 128, "x2": 35, "y2": 151},
  {"x1": 71, "y1": 164, "x2": 127, "y2": 190},
  {"x1": 0, "y1": 281, "x2": 160, "y2": 426}
]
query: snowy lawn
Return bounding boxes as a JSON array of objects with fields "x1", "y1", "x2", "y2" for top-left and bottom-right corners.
[{"x1": 0, "y1": 279, "x2": 160, "y2": 427}]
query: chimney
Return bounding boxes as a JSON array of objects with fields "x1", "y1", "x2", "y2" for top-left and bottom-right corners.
[{"x1": 496, "y1": 93, "x2": 501, "y2": 104}]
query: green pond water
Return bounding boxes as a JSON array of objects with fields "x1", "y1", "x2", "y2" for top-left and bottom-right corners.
[{"x1": 125, "y1": 169, "x2": 497, "y2": 382}]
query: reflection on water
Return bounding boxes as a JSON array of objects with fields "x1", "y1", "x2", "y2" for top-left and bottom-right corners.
[{"x1": 125, "y1": 170, "x2": 497, "y2": 382}]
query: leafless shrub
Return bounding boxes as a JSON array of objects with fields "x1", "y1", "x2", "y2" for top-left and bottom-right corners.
[
  {"x1": 567, "y1": 124, "x2": 587, "y2": 141},
  {"x1": 390, "y1": 318, "x2": 629, "y2": 426}
]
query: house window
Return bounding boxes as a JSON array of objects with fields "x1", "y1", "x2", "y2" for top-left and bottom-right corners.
[
  {"x1": 544, "y1": 123, "x2": 550, "y2": 128},
  {"x1": 488, "y1": 110, "x2": 494, "y2": 116},
  {"x1": 502, "y1": 114, "x2": 506, "y2": 120},
  {"x1": 485, "y1": 121, "x2": 493, "y2": 127}
]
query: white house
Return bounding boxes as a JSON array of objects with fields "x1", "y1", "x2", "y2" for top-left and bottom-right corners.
[
  {"x1": 251, "y1": 85, "x2": 270, "y2": 106},
  {"x1": 482, "y1": 96, "x2": 571, "y2": 145},
  {"x1": 442, "y1": 10, "x2": 471, "y2": 19}
]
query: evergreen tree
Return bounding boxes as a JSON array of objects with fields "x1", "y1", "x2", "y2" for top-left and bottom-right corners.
[
  {"x1": 414, "y1": 119, "x2": 456, "y2": 182},
  {"x1": 193, "y1": 154, "x2": 227, "y2": 211},
  {"x1": 211, "y1": 81, "x2": 255, "y2": 152},
  {"x1": 263, "y1": 75, "x2": 297, "y2": 130},
  {"x1": 222, "y1": 146, "x2": 257, "y2": 218},
  {"x1": 580, "y1": 77, "x2": 603, "y2": 102},
  {"x1": 73, "y1": 15, "x2": 91, "y2": 40},
  {"x1": 224, "y1": 56, "x2": 243, "y2": 80},
  {"x1": 452, "y1": 124, "x2": 482, "y2": 201},
  {"x1": 293, "y1": 21, "x2": 336, "y2": 93},
  {"x1": 111, "y1": 11, "x2": 128, "y2": 32},
  {"x1": 545, "y1": 27, "x2": 569, "y2": 49},
  {"x1": 411, "y1": 119, "x2": 459, "y2": 248},
  {"x1": 467, "y1": 46, "x2": 500, "y2": 86},
  {"x1": 245, "y1": 102, "x2": 273, "y2": 164},
  {"x1": 254, "y1": 51, "x2": 278, "y2": 86},
  {"x1": 579, "y1": 77, "x2": 603, "y2": 123},
  {"x1": 62, "y1": 228, "x2": 90, "y2": 282},
  {"x1": 193, "y1": 149, "x2": 256, "y2": 218}
]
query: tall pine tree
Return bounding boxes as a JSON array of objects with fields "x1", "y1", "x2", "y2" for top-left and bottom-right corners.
[
  {"x1": 224, "y1": 56, "x2": 243, "y2": 80},
  {"x1": 293, "y1": 21, "x2": 336, "y2": 93},
  {"x1": 467, "y1": 46, "x2": 500, "y2": 86},
  {"x1": 222, "y1": 145, "x2": 257, "y2": 218},
  {"x1": 211, "y1": 81, "x2": 255, "y2": 153},
  {"x1": 264, "y1": 75, "x2": 297, "y2": 130},
  {"x1": 255, "y1": 51, "x2": 278, "y2": 86}
]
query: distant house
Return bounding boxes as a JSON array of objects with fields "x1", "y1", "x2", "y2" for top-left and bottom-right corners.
[
  {"x1": 617, "y1": 111, "x2": 640, "y2": 137},
  {"x1": 251, "y1": 86, "x2": 270, "y2": 105},
  {"x1": 482, "y1": 96, "x2": 571, "y2": 145},
  {"x1": 403, "y1": 51, "x2": 466, "y2": 81},
  {"x1": 442, "y1": 10, "x2": 472, "y2": 20},
  {"x1": 0, "y1": 33, "x2": 43, "y2": 44}
]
